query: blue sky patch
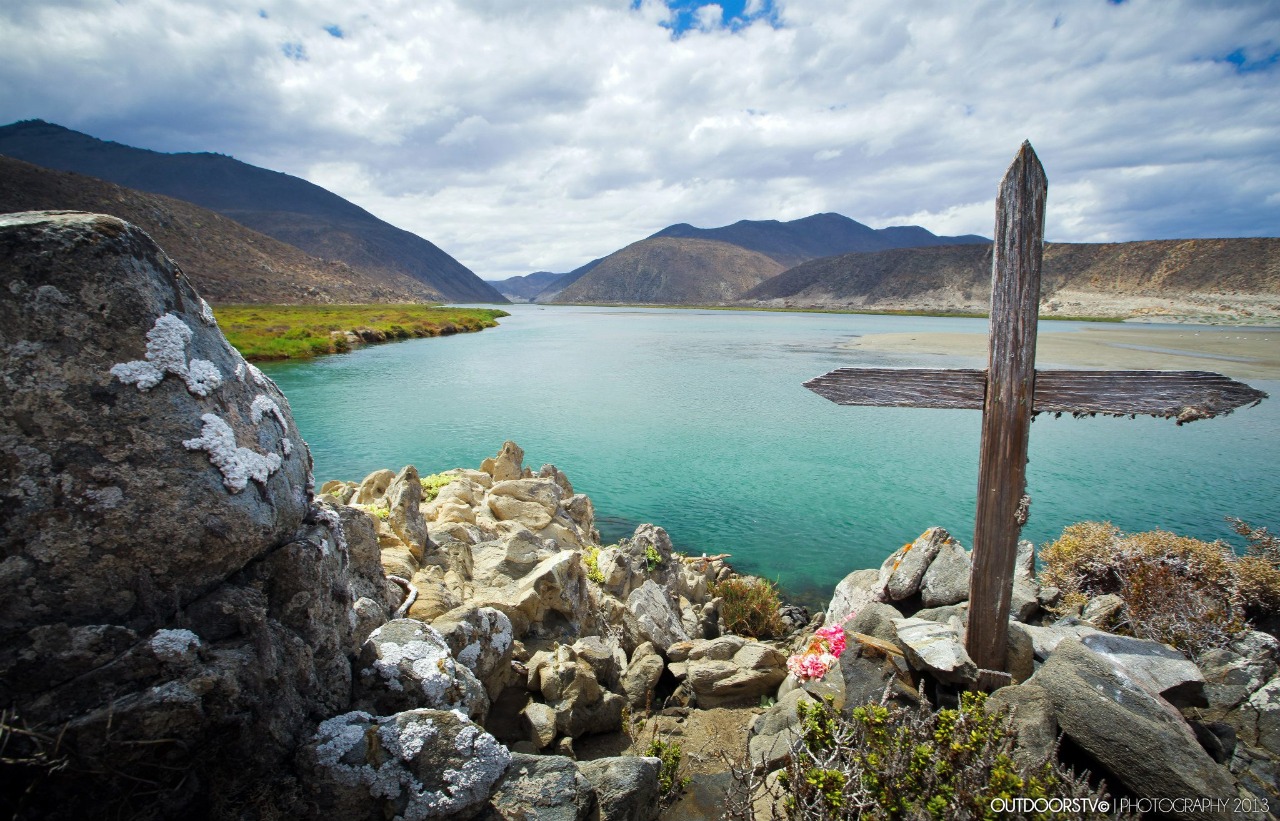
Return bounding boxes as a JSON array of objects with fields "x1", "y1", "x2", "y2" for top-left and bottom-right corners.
[
  {"x1": 324, "y1": 24, "x2": 344, "y2": 39},
  {"x1": 1218, "y1": 46, "x2": 1279, "y2": 74},
  {"x1": 634, "y1": 0, "x2": 780, "y2": 36},
  {"x1": 281, "y1": 42, "x2": 307, "y2": 61}
]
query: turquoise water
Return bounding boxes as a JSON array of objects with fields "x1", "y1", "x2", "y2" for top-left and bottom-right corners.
[{"x1": 260, "y1": 306, "x2": 1279, "y2": 608}]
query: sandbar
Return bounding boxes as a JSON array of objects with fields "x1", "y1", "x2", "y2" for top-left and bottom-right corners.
[{"x1": 840, "y1": 324, "x2": 1280, "y2": 382}]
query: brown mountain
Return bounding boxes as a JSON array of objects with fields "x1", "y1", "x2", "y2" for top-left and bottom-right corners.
[
  {"x1": 0, "y1": 120, "x2": 507, "y2": 303},
  {"x1": 0, "y1": 155, "x2": 442, "y2": 304},
  {"x1": 552, "y1": 237, "x2": 785, "y2": 304},
  {"x1": 742, "y1": 239, "x2": 1280, "y2": 322}
]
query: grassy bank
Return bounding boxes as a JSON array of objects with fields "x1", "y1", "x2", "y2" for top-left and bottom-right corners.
[{"x1": 213, "y1": 304, "x2": 509, "y2": 360}]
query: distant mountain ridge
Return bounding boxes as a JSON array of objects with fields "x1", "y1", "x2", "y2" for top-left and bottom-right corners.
[
  {"x1": 0, "y1": 119, "x2": 506, "y2": 303},
  {"x1": 552, "y1": 238, "x2": 784, "y2": 304},
  {"x1": 651, "y1": 212, "x2": 988, "y2": 268},
  {"x1": 537, "y1": 213, "x2": 987, "y2": 305},
  {"x1": 741, "y1": 239, "x2": 1280, "y2": 321},
  {"x1": 0, "y1": 155, "x2": 442, "y2": 304},
  {"x1": 489, "y1": 271, "x2": 565, "y2": 302}
]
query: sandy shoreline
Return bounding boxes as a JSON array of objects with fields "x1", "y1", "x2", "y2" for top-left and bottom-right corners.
[{"x1": 840, "y1": 324, "x2": 1280, "y2": 382}]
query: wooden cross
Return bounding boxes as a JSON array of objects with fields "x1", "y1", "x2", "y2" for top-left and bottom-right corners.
[{"x1": 805, "y1": 142, "x2": 1268, "y2": 684}]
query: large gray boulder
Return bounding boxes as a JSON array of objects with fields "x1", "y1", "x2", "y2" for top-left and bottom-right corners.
[
  {"x1": 685, "y1": 639, "x2": 788, "y2": 708},
  {"x1": 626, "y1": 579, "x2": 690, "y2": 651},
  {"x1": 432, "y1": 605, "x2": 516, "y2": 697},
  {"x1": 748, "y1": 688, "x2": 818, "y2": 771},
  {"x1": 302, "y1": 709, "x2": 511, "y2": 820},
  {"x1": 826, "y1": 568, "x2": 882, "y2": 625},
  {"x1": 579, "y1": 756, "x2": 662, "y2": 821},
  {"x1": 0, "y1": 212, "x2": 385, "y2": 818},
  {"x1": 892, "y1": 617, "x2": 976, "y2": 685},
  {"x1": 1030, "y1": 639, "x2": 1238, "y2": 819},
  {"x1": 985, "y1": 683, "x2": 1058, "y2": 769},
  {"x1": 355, "y1": 619, "x2": 489, "y2": 722},
  {"x1": 482, "y1": 753, "x2": 594, "y2": 820},
  {"x1": 1079, "y1": 632, "x2": 1206, "y2": 708},
  {"x1": 621, "y1": 642, "x2": 666, "y2": 709},
  {"x1": 919, "y1": 540, "x2": 971, "y2": 608}
]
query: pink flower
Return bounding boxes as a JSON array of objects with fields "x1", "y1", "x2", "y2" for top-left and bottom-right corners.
[{"x1": 785, "y1": 622, "x2": 850, "y2": 682}]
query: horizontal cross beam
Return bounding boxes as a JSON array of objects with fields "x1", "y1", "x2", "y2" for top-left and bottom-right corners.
[{"x1": 804, "y1": 367, "x2": 1268, "y2": 423}]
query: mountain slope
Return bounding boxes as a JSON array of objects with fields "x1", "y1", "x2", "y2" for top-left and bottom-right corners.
[
  {"x1": 0, "y1": 156, "x2": 444, "y2": 304},
  {"x1": 742, "y1": 239, "x2": 1280, "y2": 321},
  {"x1": 552, "y1": 238, "x2": 784, "y2": 304},
  {"x1": 0, "y1": 119, "x2": 506, "y2": 303},
  {"x1": 651, "y1": 212, "x2": 988, "y2": 268},
  {"x1": 489, "y1": 271, "x2": 566, "y2": 302}
]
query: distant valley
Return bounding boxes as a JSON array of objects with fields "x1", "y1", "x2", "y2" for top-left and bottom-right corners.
[{"x1": 0, "y1": 120, "x2": 506, "y2": 303}]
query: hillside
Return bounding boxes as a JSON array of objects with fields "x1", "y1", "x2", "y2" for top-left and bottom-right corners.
[
  {"x1": 489, "y1": 271, "x2": 566, "y2": 302},
  {"x1": 651, "y1": 212, "x2": 988, "y2": 268},
  {"x1": 0, "y1": 156, "x2": 441, "y2": 304},
  {"x1": 741, "y1": 239, "x2": 1280, "y2": 321},
  {"x1": 552, "y1": 237, "x2": 785, "y2": 304},
  {"x1": 0, "y1": 119, "x2": 506, "y2": 303}
]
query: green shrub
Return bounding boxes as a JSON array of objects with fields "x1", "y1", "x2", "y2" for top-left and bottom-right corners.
[
  {"x1": 727, "y1": 694, "x2": 1123, "y2": 820},
  {"x1": 644, "y1": 544, "x2": 662, "y2": 571},
  {"x1": 363, "y1": 503, "x2": 390, "y2": 521},
  {"x1": 711, "y1": 577, "x2": 783, "y2": 639},
  {"x1": 645, "y1": 736, "x2": 689, "y2": 808},
  {"x1": 583, "y1": 545, "x2": 606, "y2": 584},
  {"x1": 1038, "y1": 521, "x2": 1280, "y2": 657},
  {"x1": 419, "y1": 473, "x2": 456, "y2": 502}
]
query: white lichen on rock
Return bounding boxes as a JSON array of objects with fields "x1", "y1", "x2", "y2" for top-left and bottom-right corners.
[
  {"x1": 150, "y1": 628, "x2": 201, "y2": 661},
  {"x1": 183, "y1": 413, "x2": 282, "y2": 492},
  {"x1": 199, "y1": 298, "x2": 217, "y2": 326},
  {"x1": 282, "y1": 437, "x2": 293, "y2": 456},
  {"x1": 235, "y1": 363, "x2": 245, "y2": 382},
  {"x1": 250, "y1": 394, "x2": 289, "y2": 432},
  {"x1": 110, "y1": 313, "x2": 223, "y2": 397}
]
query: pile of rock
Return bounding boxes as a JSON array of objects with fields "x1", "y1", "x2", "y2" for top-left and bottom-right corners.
[
  {"x1": 3, "y1": 212, "x2": 805, "y2": 821},
  {"x1": 747, "y1": 525, "x2": 1280, "y2": 818}
]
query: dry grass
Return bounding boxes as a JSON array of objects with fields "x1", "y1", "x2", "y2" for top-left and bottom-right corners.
[
  {"x1": 1039, "y1": 520, "x2": 1280, "y2": 657},
  {"x1": 711, "y1": 577, "x2": 785, "y2": 639}
]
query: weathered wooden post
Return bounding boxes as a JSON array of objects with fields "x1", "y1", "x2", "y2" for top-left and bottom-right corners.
[
  {"x1": 967, "y1": 141, "x2": 1046, "y2": 678},
  {"x1": 803, "y1": 141, "x2": 1267, "y2": 686}
]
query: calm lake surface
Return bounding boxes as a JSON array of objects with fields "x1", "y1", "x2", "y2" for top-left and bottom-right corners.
[{"x1": 260, "y1": 305, "x2": 1279, "y2": 608}]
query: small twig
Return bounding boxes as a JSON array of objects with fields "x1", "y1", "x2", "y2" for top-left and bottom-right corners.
[{"x1": 388, "y1": 575, "x2": 417, "y2": 619}]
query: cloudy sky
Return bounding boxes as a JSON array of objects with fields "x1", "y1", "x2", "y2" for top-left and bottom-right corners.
[{"x1": 2, "y1": 0, "x2": 1278, "y2": 279}]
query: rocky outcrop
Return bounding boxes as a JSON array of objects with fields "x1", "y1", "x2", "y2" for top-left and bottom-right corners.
[{"x1": 0, "y1": 212, "x2": 389, "y2": 818}]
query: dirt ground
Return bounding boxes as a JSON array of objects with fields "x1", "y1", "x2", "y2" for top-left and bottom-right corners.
[{"x1": 577, "y1": 706, "x2": 764, "y2": 820}]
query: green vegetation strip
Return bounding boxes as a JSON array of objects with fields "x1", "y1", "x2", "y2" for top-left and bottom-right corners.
[{"x1": 213, "y1": 304, "x2": 509, "y2": 360}]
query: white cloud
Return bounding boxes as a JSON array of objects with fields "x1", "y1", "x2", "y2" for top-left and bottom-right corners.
[{"x1": 1, "y1": 0, "x2": 1277, "y2": 277}]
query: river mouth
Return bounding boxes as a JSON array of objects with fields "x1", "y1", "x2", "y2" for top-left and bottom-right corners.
[{"x1": 261, "y1": 305, "x2": 1280, "y2": 606}]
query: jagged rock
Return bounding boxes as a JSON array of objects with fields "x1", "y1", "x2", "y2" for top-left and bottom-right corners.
[
  {"x1": 579, "y1": 756, "x2": 662, "y2": 821},
  {"x1": 432, "y1": 606, "x2": 516, "y2": 697},
  {"x1": 844, "y1": 602, "x2": 904, "y2": 645},
  {"x1": 1020, "y1": 619, "x2": 1102, "y2": 660},
  {"x1": 627, "y1": 580, "x2": 690, "y2": 651},
  {"x1": 985, "y1": 683, "x2": 1058, "y2": 769},
  {"x1": 748, "y1": 688, "x2": 818, "y2": 771},
  {"x1": 778, "y1": 663, "x2": 846, "y2": 711},
  {"x1": 1199, "y1": 646, "x2": 1277, "y2": 695},
  {"x1": 839, "y1": 649, "x2": 909, "y2": 709},
  {"x1": 538, "y1": 645, "x2": 625, "y2": 738},
  {"x1": 622, "y1": 643, "x2": 666, "y2": 709},
  {"x1": 572, "y1": 635, "x2": 625, "y2": 690},
  {"x1": 685, "y1": 640, "x2": 788, "y2": 708},
  {"x1": 489, "y1": 494, "x2": 553, "y2": 530},
  {"x1": 1010, "y1": 576, "x2": 1041, "y2": 622},
  {"x1": 1235, "y1": 679, "x2": 1280, "y2": 758},
  {"x1": 386, "y1": 465, "x2": 431, "y2": 553},
  {"x1": 483, "y1": 753, "x2": 594, "y2": 821},
  {"x1": 1030, "y1": 638, "x2": 1238, "y2": 819},
  {"x1": 355, "y1": 468, "x2": 396, "y2": 504},
  {"x1": 0, "y1": 212, "x2": 387, "y2": 818},
  {"x1": 826, "y1": 569, "x2": 882, "y2": 625},
  {"x1": 491, "y1": 478, "x2": 562, "y2": 514},
  {"x1": 1015, "y1": 539, "x2": 1036, "y2": 580},
  {"x1": 892, "y1": 617, "x2": 976, "y2": 684},
  {"x1": 909, "y1": 606, "x2": 1032, "y2": 683},
  {"x1": 355, "y1": 619, "x2": 489, "y2": 722},
  {"x1": 878, "y1": 527, "x2": 952, "y2": 602},
  {"x1": 520, "y1": 701, "x2": 558, "y2": 749},
  {"x1": 1082, "y1": 593, "x2": 1125, "y2": 628},
  {"x1": 302, "y1": 709, "x2": 510, "y2": 821},
  {"x1": 481, "y1": 440, "x2": 525, "y2": 482},
  {"x1": 565, "y1": 493, "x2": 595, "y2": 533},
  {"x1": 1079, "y1": 632, "x2": 1207, "y2": 708},
  {"x1": 511, "y1": 551, "x2": 589, "y2": 626},
  {"x1": 538, "y1": 464, "x2": 575, "y2": 496},
  {"x1": 920, "y1": 540, "x2": 971, "y2": 607},
  {"x1": 688, "y1": 634, "x2": 747, "y2": 661}
]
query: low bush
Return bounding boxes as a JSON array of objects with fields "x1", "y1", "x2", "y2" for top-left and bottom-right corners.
[
  {"x1": 726, "y1": 694, "x2": 1123, "y2": 820},
  {"x1": 645, "y1": 736, "x2": 689, "y2": 808},
  {"x1": 583, "y1": 545, "x2": 606, "y2": 584},
  {"x1": 1039, "y1": 520, "x2": 1280, "y2": 657},
  {"x1": 419, "y1": 473, "x2": 456, "y2": 502},
  {"x1": 712, "y1": 577, "x2": 784, "y2": 639}
]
